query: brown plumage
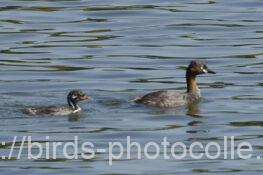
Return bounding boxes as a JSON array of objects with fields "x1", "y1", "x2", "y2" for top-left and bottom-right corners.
[{"x1": 134, "y1": 60, "x2": 216, "y2": 108}]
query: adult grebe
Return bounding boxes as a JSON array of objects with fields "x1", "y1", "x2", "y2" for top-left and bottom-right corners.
[{"x1": 134, "y1": 60, "x2": 216, "y2": 108}]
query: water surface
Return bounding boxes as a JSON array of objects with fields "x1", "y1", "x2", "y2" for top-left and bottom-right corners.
[{"x1": 0, "y1": 0, "x2": 263, "y2": 174}]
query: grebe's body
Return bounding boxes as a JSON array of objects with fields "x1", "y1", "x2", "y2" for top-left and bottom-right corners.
[
  {"x1": 134, "y1": 60, "x2": 215, "y2": 108},
  {"x1": 23, "y1": 89, "x2": 89, "y2": 115},
  {"x1": 134, "y1": 90, "x2": 200, "y2": 108},
  {"x1": 24, "y1": 105, "x2": 82, "y2": 116}
]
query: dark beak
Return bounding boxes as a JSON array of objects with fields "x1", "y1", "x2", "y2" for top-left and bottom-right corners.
[
  {"x1": 79, "y1": 95, "x2": 90, "y2": 101},
  {"x1": 207, "y1": 68, "x2": 216, "y2": 74}
]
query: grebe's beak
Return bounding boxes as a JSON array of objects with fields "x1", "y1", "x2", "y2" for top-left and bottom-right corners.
[
  {"x1": 79, "y1": 95, "x2": 90, "y2": 101},
  {"x1": 207, "y1": 68, "x2": 216, "y2": 74}
]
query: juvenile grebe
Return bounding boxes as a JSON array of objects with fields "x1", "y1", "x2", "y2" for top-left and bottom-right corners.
[
  {"x1": 23, "y1": 89, "x2": 90, "y2": 115},
  {"x1": 134, "y1": 60, "x2": 216, "y2": 108}
]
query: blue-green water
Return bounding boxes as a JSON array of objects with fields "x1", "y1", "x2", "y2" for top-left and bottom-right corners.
[{"x1": 0, "y1": 0, "x2": 263, "y2": 174}]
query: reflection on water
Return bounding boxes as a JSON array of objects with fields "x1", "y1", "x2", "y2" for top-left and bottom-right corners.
[
  {"x1": 187, "y1": 101, "x2": 201, "y2": 117},
  {"x1": 0, "y1": 0, "x2": 263, "y2": 174}
]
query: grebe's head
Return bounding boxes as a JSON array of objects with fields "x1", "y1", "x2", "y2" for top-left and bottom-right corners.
[
  {"x1": 186, "y1": 60, "x2": 216, "y2": 77},
  {"x1": 67, "y1": 89, "x2": 90, "y2": 110}
]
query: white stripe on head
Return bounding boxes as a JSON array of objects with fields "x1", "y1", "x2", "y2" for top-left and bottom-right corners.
[
  {"x1": 201, "y1": 67, "x2": 208, "y2": 73},
  {"x1": 71, "y1": 95, "x2": 78, "y2": 99}
]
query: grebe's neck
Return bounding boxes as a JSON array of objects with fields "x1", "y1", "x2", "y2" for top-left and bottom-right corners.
[
  {"x1": 72, "y1": 105, "x2": 81, "y2": 113},
  {"x1": 186, "y1": 70, "x2": 200, "y2": 96},
  {"x1": 67, "y1": 96, "x2": 78, "y2": 110}
]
